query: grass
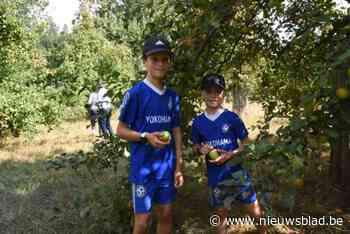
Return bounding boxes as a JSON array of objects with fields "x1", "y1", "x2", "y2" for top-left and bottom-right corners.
[
  {"x1": 0, "y1": 121, "x2": 94, "y2": 161},
  {"x1": 0, "y1": 119, "x2": 123, "y2": 233},
  {"x1": 0, "y1": 107, "x2": 349, "y2": 233}
]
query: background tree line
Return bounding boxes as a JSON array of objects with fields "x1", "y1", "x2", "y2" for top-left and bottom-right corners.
[{"x1": 1, "y1": 0, "x2": 350, "y2": 207}]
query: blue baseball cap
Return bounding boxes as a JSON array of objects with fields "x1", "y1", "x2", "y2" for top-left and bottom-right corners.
[
  {"x1": 143, "y1": 35, "x2": 172, "y2": 58},
  {"x1": 201, "y1": 74, "x2": 226, "y2": 90}
]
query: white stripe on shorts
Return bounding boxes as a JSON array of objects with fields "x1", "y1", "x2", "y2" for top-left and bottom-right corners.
[{"x1": 132, "y1": 183, "x2": 136, "y2": 213}]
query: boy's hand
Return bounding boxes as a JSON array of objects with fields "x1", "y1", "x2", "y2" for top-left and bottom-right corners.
[
  {"x1": 198, "y1": 143, "x2": 213, "y2": 156},
  {"x1": 146, "y1": 132, "x2": 170, "y2": 149},
  {"x1": 174, "y1": 170, "x2": 184, "y2": 188},
  {"x1": 208, "y1": 150, "x2": 234, "y2": 165}
]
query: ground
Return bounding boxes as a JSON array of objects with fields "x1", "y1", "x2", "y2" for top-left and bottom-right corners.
[{"x1": 0, "y1": 107, "x2": 350, "y2": 233}]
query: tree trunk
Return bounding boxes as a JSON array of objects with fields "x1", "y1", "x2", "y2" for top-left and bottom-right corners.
[
  {"x1": 232, "y1": 85, "x2": 247, "y2": 115},
  {"x1": 330, "y1": 61, "x2": 350, "y2": 194},
  {"x1": 330, "y1": 130, "x2": 350, "y2": 192}
]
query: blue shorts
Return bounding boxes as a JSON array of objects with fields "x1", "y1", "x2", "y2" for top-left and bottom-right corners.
[
  {"x1": 209, "y1": 169, "x2": 256, "y2": 209},
  {"x1": 132, "y1": 180, "x2": 176, "y2": 214}
]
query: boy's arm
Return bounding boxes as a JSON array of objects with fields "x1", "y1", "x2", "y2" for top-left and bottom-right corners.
[
  {"x1": 172, "y1": 127, "x2": 183, "y2": 172},
  {"x1": 191, "y1": 120, "x2": 212, "y2": 156},
  {"x1": 116, "y1": 121, "x2": 168, "y2": 149},
  {"x1": 224, "y1": 137, "x2": 248, "y2": 159},
  {"x1": 116, "y1": 121, "x2": 142, "y2": 142},
  {"x1": 192, "y1": 144, "x2": 200, "y2": 155},
  {"x1": 230, "y1": 137, "x2": 249, "y2": 157},
  {"x1": 173, "y1": 127, "x2": 184, "y2": 188},
  {"x1": 193, "y1": 143, "x2": 213, "y2": 156},
  {"x1": 209, "y1": 137, "x2": 248, "y2": 165}
]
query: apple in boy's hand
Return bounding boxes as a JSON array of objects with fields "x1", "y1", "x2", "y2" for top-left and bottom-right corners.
[
  {"x1": 208, "y1": 149, "x2": 220, "y2": 160},
  {"x1": 159, "y1": 131, "x2": 171, "y2": 142}
]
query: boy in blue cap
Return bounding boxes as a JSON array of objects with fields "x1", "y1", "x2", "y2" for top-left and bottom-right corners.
[
  {"x1": 191, "y1": 74, "x2": 267, "y2": 234},
  {"x1": 116, "y1": 34, "x2": 184, "y2": 234}
]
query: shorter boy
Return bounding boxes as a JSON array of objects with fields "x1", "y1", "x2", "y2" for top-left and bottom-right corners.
[{"x1": 191, "y1": 74, "x2": 266, "y2": 234}]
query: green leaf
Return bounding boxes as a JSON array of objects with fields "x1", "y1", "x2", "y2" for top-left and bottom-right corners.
[{"x1": 333, "y1": 48, "x2": 350, "y2": 67}]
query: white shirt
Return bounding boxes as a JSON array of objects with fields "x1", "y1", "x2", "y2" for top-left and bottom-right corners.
[
  {"x1": 99, "y1": 96, "x2": 112, "y2": 111},
  {"x1": 88, "y1": 92, "x2": 99, "y2": 111},
  {"x1": 98, "y1": 87, "x2": 108, "y2": 101}
]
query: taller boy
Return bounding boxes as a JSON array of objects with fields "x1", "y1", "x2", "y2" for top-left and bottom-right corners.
[{"x1": 116, "y1": 35, "x2": 184, "y2": 234}]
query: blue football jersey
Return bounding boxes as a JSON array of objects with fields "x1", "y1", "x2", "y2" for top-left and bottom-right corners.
[
  {"x1": 191, "y1": 109, "x2": 248, "y2": 187},
  {"x1": 119, "y1": 79, "x2": 181, "y2": 184}
]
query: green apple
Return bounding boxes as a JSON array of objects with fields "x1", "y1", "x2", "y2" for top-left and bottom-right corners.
[
  {"x1": 159, "y1": 131, "x2": 171, "y2": 142},
  {"x1": 336, "y1": 88, "x2": 349, "y2": 99},
  {"x1": 208, "y1": 149, "x2": 220, "y2": 160}
]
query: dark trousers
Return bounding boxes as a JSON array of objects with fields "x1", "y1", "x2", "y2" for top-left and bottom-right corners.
[
  {"x1": 98, "y1": 110, "x2": 113, "y2": 138},
  {"x1": 89, "y1": 109, "x2": 98, "y2": 128}
]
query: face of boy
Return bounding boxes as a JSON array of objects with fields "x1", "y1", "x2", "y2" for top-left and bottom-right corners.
[
  {"x1": 144, "y1": 52, "x2": 171, "y2": 80},
  {"x1": 202, "y1": 87, "x2": 224, "y2": 109}
]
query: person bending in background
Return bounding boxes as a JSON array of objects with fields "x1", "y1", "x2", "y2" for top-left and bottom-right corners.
[{"x1": 86, "y1": 86, "x2": 99, "y2": 135}]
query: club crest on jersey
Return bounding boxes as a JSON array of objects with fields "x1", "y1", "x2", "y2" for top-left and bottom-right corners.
[
  {"x1": 136, "y1": 185, "x2": 146, "y2": 198},
  {"x1": 222, "y1": 124, "x2": 230, "y2": 133},
  {"x1": 168, "y1": 98, "x2": 173, "y2": 110},
  {"x1": 213, "y1": 187, "x2": 221, "y2": 198}
]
